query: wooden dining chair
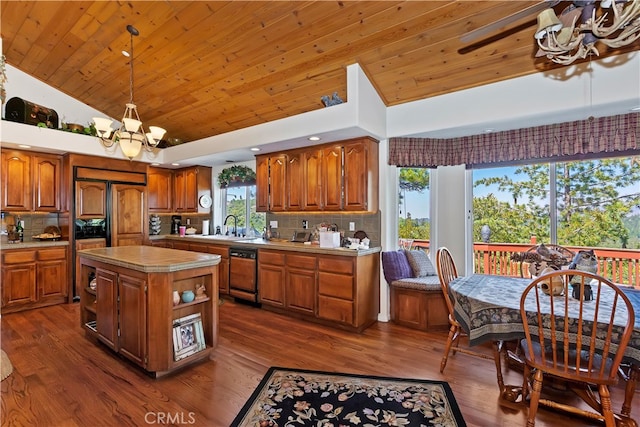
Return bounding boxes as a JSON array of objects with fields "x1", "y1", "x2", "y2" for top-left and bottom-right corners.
[
  {"x1": 519, "y1": 270, "x2": 635, "y2": 427},
  {"x1": 436, "y1": 247, "x2": 493, "y2": 373}
]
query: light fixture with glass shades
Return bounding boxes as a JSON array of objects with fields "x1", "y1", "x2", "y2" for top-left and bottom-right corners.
[
  {"x1": 93, "y1": 25, "x2": 166, "y2": 160},
  {"x1": 534, "y1": 0, "x2": 640, "y2": 65}
]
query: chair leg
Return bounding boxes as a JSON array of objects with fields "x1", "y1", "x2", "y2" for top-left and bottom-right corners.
[
  {"x1": 440, "y1": 323, "x2": 460, "y2": 373},
  {"x1": 599, "y1": 385, "x2": 616, "y2": 427},
  {"x1": 527, "y1": 369, "x2": 544, "y2": 427}
]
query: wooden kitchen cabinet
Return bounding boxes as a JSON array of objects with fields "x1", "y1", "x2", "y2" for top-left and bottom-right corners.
[
  {"x1": 1, "y1": 149, "x2": 63, "y2": 212},
  {"x1": 174, "y1": 166, "x2": 212, "y2": 213},
  {"x1": 255, "y1": 137, "x2": 378, "y2": 213},
  {"x1": 258, "y1": 250, "x2": 285, "y2": 306},
  {"x1": 111, "y1": 184, "x2": 146, "y2": 247},
  {"x1": 147, "y1": 167, "x2": 173, "y2": 213},
  {"x1": 190, "y1": 243, "x2": 229, "y2": 295},
  {"x1": 75, "y1": 181, "x2": 107, "y2": 218},
  {"x1": 255, "y1": 156, "x2": 269, "y2": 212},
  {"x1": 285, "y1": 253, "x2": 316, "y2": 314},
  {"x1": 1, "y1": 246, "x2": 68, "y2": 314},
  {"x1": 33, "y1": 153, "x2": 62, "y2": 212},
  {"x1": 1, "y1": 150, "x2": 32, "y2": 211}
]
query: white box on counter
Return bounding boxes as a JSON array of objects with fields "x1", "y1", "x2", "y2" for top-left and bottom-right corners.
[{"x1": 319, "y1": 231, "x2": 341, "y2": 248}]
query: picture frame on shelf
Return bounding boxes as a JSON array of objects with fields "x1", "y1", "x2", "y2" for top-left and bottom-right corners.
[{"x1": 172, "y1": 313, "x2": 206, "y2": 361}]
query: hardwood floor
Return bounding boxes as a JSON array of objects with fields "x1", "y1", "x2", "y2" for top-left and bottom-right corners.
[{"x1": 1, "y1": 298, "x2": 636, "y2": 426}]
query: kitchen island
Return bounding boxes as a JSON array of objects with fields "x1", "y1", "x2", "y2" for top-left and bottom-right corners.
[{"x1": 78, "y1": 246, "x2": 221, "y2": 377}]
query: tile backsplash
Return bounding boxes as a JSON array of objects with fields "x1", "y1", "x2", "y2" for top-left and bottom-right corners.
[
  {"x1": 266, "y1": 211, "x2": 381, "y2": 247},
  {"x1": 1, "y1": 212, "x2": 61, "y2": 243}
]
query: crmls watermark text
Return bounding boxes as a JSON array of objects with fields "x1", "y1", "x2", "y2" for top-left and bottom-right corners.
[{"x1": 145, "y1": 412, "x2": 196, "y2": 425}]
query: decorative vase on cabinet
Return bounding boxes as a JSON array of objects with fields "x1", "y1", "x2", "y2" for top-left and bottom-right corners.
[
  {"x1": 181, "y1": 290, "x2": 195, "y2": 303},
  {"x1": 173, "y1": 290, "x2": 181, "y2": 306}
]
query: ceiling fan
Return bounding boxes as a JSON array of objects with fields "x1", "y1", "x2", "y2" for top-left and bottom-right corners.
[
  {"x1": 461, "y1": 1, "x2": 640, "y2": 65},
  {"x1": 460, "y1": 1, "x2": 562, "y2": 44}
]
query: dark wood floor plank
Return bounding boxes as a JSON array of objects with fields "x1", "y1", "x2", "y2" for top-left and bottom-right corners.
[{"x1": 1, "y1": 299, "x2": 635, "y2": 426}]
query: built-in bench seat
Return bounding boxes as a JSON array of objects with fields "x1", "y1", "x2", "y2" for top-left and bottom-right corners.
[{"x1": 382, "y1": 250, "x2": 449, "y2": 331}]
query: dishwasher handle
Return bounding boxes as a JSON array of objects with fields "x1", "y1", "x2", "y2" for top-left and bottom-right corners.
[{"x1": 229, "y1": 248, "x2": 257, "y2": 259}]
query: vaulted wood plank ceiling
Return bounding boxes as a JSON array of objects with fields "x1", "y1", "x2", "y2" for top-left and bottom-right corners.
[{"x1": 2, "y1": 1, "x2": 638, "y2": 145}]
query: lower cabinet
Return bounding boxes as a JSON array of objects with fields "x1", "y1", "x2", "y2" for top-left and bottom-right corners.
[
  {"x1": 96, "y1": 268, "x2": 147, "y2": 366},
  {"x1": 1, "y1": 246, "x2": 68, "y2": 314},
  {"x1": 259, "y1": 249, "x2": 379, "y2": 332},
  {"x1": 190, "y1": 243, "x2": 230, "y2": 295}
]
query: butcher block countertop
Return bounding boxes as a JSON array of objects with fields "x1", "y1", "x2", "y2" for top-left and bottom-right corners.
[{"x1": 78, "y1": 245, "x2": 221, "y2": 273}]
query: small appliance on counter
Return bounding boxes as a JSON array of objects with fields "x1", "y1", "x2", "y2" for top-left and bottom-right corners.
[{"x1": 171, "y1": 215, "x2": 182, "y2": 234}]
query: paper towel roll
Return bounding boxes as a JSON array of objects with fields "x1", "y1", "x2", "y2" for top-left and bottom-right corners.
[{"x1": 202, "y1": 220, "x2": 210, "y2": 235}]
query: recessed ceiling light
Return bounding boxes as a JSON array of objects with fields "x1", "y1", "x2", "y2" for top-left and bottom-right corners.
[
  {"x1": 631, "y1": 106, "x2": 640, "y2": 111},
  {"x1": 151, "y1": 162, "x2": 160, "y2": 166},
  {"x1": 122, "y1": 50, "x2": 130, "y2": 57},
  {"x1": 18, "y1": 144, "x2": 31, "y2": 149},
  {"x1": 308, "y1": 136, "x2": 321, "y2": 141},
  {"x1": 484, "y1": 128, "x2": 495, "y2": 133},
  {"x1": 250, "y1": 147, "x2": 260, "y2": 152},
  {"x1": 171, "y1": 163, "x2": 180, "y2": 166}
]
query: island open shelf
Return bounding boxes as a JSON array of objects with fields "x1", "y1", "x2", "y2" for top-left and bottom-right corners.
[{"x1": 78, "y1": 246, "x2": 220, "y2": 377}]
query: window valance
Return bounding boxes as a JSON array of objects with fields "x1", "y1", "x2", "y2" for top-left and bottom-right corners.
[{"x1": 388, "y1": 113, "x2": 639, "y2": 168}]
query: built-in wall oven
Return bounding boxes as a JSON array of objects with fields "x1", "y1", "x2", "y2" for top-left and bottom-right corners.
[{"x1": 229, "y1": 247, "x2": 258, "y2": 303}]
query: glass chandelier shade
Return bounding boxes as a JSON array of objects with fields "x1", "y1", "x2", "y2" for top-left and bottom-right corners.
[{"x1": 93, "y1": 25, "x2": 166, "y2": 160}]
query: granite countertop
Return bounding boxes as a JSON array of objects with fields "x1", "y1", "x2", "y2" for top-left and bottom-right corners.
[
  {"x1": 152, "y1": 234, "x2": 381, "y2": 256},
  {"x1": 78, "y1": 246, "x2": 221, "y2": 273},
  {"x1": 1, "y1": 240, "x2": 70, "y2": 249}
]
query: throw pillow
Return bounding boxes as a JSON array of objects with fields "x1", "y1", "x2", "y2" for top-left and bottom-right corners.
[
  {"x1": 381, "y1": 250, "x2": 413, "y2": 283},
  {"x1": 405, "y1": 249, "x2": 437, "y2": 277}
]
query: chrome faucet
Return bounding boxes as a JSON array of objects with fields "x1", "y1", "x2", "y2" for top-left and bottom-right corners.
[{"x1": 223, "y1": 214, "x2": 238, "y2": 236}]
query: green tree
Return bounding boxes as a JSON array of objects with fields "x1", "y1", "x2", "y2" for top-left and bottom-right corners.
[
  {"x1": 473, "y1": 158, "x2": 640, "y2": 248},
  {"x1": 398, "y1": 168, "x2": 430, "y2": 239}
]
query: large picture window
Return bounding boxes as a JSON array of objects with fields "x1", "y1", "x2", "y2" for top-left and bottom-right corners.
[
  {"x1": 398, "y1": 167, "x2": 430, "y2": 250},
  {"x1": 222, "y1": 185, "x2": 265, "y2": 237}
]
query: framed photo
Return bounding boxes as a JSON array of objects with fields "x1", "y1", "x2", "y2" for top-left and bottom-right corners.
[{"x1": 173, "y1": 313, "x2": 206, "y2": 361}]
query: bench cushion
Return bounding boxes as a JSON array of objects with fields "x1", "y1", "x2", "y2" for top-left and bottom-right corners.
[
  {"x1": 391, "y1": 275, "x2": 442, "y2": 292},
  {"x1": 381, "y1": 250, "x2": 413, "y2": 283}
]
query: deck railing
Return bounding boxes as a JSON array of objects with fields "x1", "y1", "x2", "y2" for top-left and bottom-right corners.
[{"x1": 403, "y1": 240, "x2": 640, "y2": 289}]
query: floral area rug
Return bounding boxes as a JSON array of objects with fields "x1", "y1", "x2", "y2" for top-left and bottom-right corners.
[{"x1": 231, "y1": 367, "x2": 467, "y2": 426}]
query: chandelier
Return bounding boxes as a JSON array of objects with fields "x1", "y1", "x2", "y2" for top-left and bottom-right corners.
[
  {"x1": 93, "y1": 25, "x2": 166, "y2": 160},
  {"x1": 534, "y1": 0, "x2": 640, "y2": 65}
]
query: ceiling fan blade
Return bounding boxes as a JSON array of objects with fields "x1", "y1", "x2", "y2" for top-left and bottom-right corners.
[{"x1": 460, "y1": 0, "x2": 562, "y2": 44}]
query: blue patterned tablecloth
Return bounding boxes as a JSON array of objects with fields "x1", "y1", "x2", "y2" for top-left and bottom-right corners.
[{"x1": 449, "y1": 274, "x2": 640, "y2": 365}]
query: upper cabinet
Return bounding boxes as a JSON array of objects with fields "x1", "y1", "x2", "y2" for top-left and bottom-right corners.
[
  {"x1": 1, "y1": 149, "x2": 62, "y2": 212},
  {"x1": 147, "y1": 166, "x2": 212, "y2": 214},
  {"x1": 256, "y1": 137, "x2": 378, "y2": 213},
  {"x1": 75, "y1": 181, "x2": 107, "y2": 218},
  {"x1": 147, "y1": 167, "x2": 173, "y2": 213}
]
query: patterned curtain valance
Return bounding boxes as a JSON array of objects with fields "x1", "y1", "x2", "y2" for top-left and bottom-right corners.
[{"x1": 388, "y1": 113, "x2": 640, "y2": 168}]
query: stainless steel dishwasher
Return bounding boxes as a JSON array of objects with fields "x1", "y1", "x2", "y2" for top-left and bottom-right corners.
[{"x1": 229, "y1": 247, "x2": 258, "y2": 303}]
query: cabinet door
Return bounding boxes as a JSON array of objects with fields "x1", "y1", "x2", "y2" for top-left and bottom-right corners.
[
  {"x1": 174, "y1": 167, "x2": 198, "y2": 212},
  {"x1": 111, "y1": 184, "x2": 146, "y2": 247},
  {"x1": 286, "y1": 152, "x2": 304, "y2": 210},
  {"x1": 96, "y1": 268, "x2": 118, "y2": 350},
  {"x1": 205, "y1": 245, "x2": 229, "y2": 295},
  {"x1": 76, "y1": 181, "x2": 106, "y2": 218},
  {"x1": 75, "y1": 239, "x2": 107, "y2": 294},
  {"x1": 148, "y1": 168, "x2": 173, "y2": 212},
  {"x1": 322, "y1": 145, "x2": 342, "y2": 210},
  {"x1": 1, "y1": 260, "x2": 37, "y2": 308},
  {"x1": 269, "y1": 155, "x2": 287, "y2": 212},
  {"x1": 37, "y1": 249, "x2": 67, "y2": 299},
  {"x1": 1, "y1": 150, "x2": 32, "y2": 211},
  {"x1": 32, "y1": 154, "x2": 61, "y2": 212},
  {"x1": 174, "y1": 169, "x2": 186, "y2": 211},
  {"x1": 118, "y1": 273, "x2": 147, "y2": 367},
  {"x1": 286, "y1": 268, "x2": 316, "y2": 313},
  {"x1": 303, "y1": 149, "x2": 323, "y2": 211},
  {"x1": 255, "y1": 156, "x2": 269, "y2": 212},
  {"x1": 258, "y1": 250, "x2": 285, "y2": 306},
  {"x1": 343, "y1": 141, "x2": 368, "y2": 210}
]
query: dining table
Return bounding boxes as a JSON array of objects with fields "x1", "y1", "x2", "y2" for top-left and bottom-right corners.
[{"x1": 448, "y1": 274, "x2": 640, "y2": 427}]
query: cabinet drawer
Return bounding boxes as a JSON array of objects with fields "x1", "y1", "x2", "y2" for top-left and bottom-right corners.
[
  {"x1": 37, "y1": 248, "x2": 66, "y2": 261},
  {"x1": 286, "y1": 254, "x2": 316, "y2": 270},
  {"x1": 206, "y1": 245, "x2": 229, "y2": 259},
  {"x1": 318, "y1": 295, "x2": 353, "y2": 324},
  {"x1": 3, "y1": 250, "x2": 36, "y2": 264},
  {"x1": 259, "y1": 250, "x2": 285, "y2": 265},
  {"x1": 318, "y1": 256, "x2": 353, "y2": 275},
  {"x1": 318, "y1": 272, "x2": 353, "y2": 299}
]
